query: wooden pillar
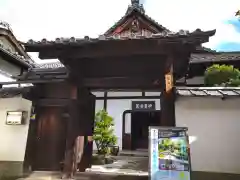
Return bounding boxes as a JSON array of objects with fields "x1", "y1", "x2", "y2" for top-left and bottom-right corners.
[
  {"x1": 63, "y1": 85, "x2": 95, "y2": 175},
  {"x1": 62, "y1": 85, "x2": 79, "y2": 177},
  {"x1": 77, "y1": 88, "x2": 95, "y2": 171},
  {"x1": 160, "y1": 56, "x2": 176, "y2": 127}
]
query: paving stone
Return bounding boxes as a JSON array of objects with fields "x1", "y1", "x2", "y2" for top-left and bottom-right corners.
[{"x1": 17, "y1": 156, "x2": 149, "y2": 180}]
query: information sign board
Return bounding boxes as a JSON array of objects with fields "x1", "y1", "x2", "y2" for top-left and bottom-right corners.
[{"x1": 149, "y1": 127, "x2": 191, "y2": 180}]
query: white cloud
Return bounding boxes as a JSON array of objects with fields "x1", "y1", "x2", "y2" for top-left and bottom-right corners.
[
  {"x1": 144, "y1": 0, "x2": 240, "y2": 49},
  {"x1": 1, "y1": 0, "x2": 240, "y2": 62},
  {"x1": 205, "y1": 20, "x2": 240, "y2": 49}
]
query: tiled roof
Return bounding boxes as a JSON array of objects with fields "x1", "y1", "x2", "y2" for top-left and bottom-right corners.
[
  {"x1": 0, "y1": 21, "x2": 35, "y2": 67},
  {"x1": 176, "y1": 87, "x2": 240, "y2": 97},
  {"x1": 190, "y1": 53, "x2": 240, "y2": 63},
  {"x1": 35, "y1": 62, "x2": 64, "y2": 69},
  {"x1": 195, "y1": 46, "x2": 217, "y2": 53},
  {"x1": 0, "y1": 21, "x2": 13, "y2": 33},
  {"x1": 14, "y1": 66, "x2": 69, "y2": 82},
  {"x1": 24, "y1": 29, "x2": 215, "y2": 48},
  {"x1": 0, "y1": 45, "x2": 34, "y2": 68}
]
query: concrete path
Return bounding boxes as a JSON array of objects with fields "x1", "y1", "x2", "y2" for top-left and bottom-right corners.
[{"x1": 17, "y1": 156, "x2": 149, "y2": 180}]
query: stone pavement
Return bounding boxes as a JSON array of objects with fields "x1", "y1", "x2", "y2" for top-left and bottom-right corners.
[
  {"x1": 87, "y1": 156, "x2": 148, "y2": 174},
  {"x1": 17, "y1": 156, "x2": 149, "y2": 180}
]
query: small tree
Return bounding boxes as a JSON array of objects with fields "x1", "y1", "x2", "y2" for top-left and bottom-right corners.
[
  {"x1": 93, "y1": 110, "x2": 117, "y2": 155},
  {"x1": 204, "y1": 64, "x2": 240, "y2": 86}
]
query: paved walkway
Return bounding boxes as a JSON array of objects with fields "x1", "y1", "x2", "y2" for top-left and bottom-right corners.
[
  {"x1": 17, "y1": 156, "x2": 149, "y2": 180},
  {"x1": 87, "y1": 156, "x2": 148, "y2": 175}
]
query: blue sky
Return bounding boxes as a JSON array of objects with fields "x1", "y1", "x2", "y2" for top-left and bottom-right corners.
[
  {"x1": 216, "y1": 18, "x2": 240, "y2": 51},
  {"x1": 0, "y1": 0, "x2": 240, "y2": 62}
]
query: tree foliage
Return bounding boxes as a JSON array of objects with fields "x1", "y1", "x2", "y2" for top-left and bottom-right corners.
[
  {"x1": 93, "y1": 110, "x2": 117, "y2": 155},
  {"x1": 204, "y1": 64, "x2": 240, "y2": 87}
]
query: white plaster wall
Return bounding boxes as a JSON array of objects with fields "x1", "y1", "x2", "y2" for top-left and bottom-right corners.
[
  {"x1": 95, "y1": 100, "x2": 104, "y2": 112},
  {"x1": 0, "y1": 97, "x2": 32, "y2": 162},
  {"x1": 175, "y1": 97, "x2": 240, "y2": 174}
]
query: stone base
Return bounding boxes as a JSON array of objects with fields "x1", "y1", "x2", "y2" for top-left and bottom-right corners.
[
  {"x1": 0, "y1": 161, "x2": 23, "y2": 177},
  {"x1": 191, "y1": 171, "x2": 240, "y2": 180},
  {"x1": 14, "y1": 170, "x2": 240, "y2": 180}
]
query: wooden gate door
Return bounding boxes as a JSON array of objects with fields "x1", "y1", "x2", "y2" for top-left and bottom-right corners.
[{"x1": 33, "y1": 106, "x2": 67, "y2": 171}]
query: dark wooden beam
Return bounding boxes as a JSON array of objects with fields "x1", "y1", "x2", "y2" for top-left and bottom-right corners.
[
  {"x1": 69, "y1": 55, "x2": 167, "y2": 78},
  {"x1": 82, "y1": 77, "x2": 164, "y2": 90},
  {"x1": 36, "y1": 98, "x2": 73, "y2": 106},
  {"x1": 103, "y1": 92, "x2": 107, "y2": 110},
  {"x1": 39, "y1": 40, "x2": 193, "y2": 59},
  {"x1": 96, "y1": 95, "x2": 161, "y2": 100}
]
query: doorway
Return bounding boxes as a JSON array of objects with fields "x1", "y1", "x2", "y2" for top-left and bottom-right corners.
[{"x1": 131, "y1": 111, "x2": 160, "y2": 150}]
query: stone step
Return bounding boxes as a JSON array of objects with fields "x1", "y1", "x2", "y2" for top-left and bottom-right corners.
[
  {"x1": 119, "y1": 152, "x2": 148, "y2": 157},
  {"x1": 17, "y1": 171, "x2": 148, "y2": 180},
  {"x1": 93, "y1": 150, "x2": 149, "y2": 158}
]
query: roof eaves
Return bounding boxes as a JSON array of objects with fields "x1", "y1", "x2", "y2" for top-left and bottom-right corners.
[
  {"x1": 190, "y1": 52, "x2": 240, "y2": 63},
  {"x1": 23, "y1": 29, "x2": 216, "y2": 50},
  {"x1": 0, "y1": 27, "x2": 33, "y2": 62},
  {"x1": 35, "y1": 62, "x2": 65, "y2": 69},
  {"x1": 176, "y1": 86, "x2": 240, "y2": 97}
]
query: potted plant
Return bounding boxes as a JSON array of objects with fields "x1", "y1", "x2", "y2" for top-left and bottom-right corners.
[
  {"x1": 109, "y1": 144, "x2": 119, "y2": 156},
  {"x1": 93, "y1": 110, "x2": 118, "y2": 163}
]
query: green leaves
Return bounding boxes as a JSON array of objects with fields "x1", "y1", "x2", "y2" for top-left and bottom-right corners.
[
  {"x1": 93, "y1": 109, "x2": 117, "y2": 155},
  {"x1": 204, "y1": 64, "x2": 240, "y2": 87}
]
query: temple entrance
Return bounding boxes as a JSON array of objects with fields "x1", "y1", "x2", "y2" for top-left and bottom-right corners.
[
  {"x1": 131, "y1": 111, "x2": 160, "y2": 150},
  {"x1": 33, "y1": 107, "x2": 68, "y2": 171},
  {"x1": 15, "y1": 0, "x2": 214, "y2": 171}
]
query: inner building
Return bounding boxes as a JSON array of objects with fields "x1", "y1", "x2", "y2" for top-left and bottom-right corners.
[{"x1": 94, "y1": 91, "x2": 172, "y2": 151}]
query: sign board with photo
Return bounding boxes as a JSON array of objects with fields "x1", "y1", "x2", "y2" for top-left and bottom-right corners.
[{"x1": 149, "y1": 126, "x2": 191, "y2": 180}]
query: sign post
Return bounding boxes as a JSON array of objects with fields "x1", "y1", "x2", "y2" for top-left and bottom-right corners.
[{"x1": 149, "y1": 127, "x2": 191, "y2": 180}]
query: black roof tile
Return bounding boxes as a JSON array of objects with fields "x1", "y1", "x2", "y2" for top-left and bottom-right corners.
[
  {"x1": 23, "y1": 29, "x2": 216, "y2": 49},
  {"x1": 0, "y1": 45, "x2": 34, "y2": 68},
  {"x1": 36, "y1": 62, "x2": 64, "y2": 69},
  {"x1": 176, "y1": 87, "x2": 240, "y2": 97},
  {"x1": 190, "y1": 53, "x2": 240, "y2": 63},
  {"x1": 0, "y1": 21, "x2": 34, "y2": 64}
]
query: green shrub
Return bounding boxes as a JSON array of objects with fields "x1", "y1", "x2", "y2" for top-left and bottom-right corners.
[
  {"x1": 204, "y1": 64, "x2": 240, "y2": 86},
  {"x1": 93, "y1": 110, "x2": 117, "y2": 156}
]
